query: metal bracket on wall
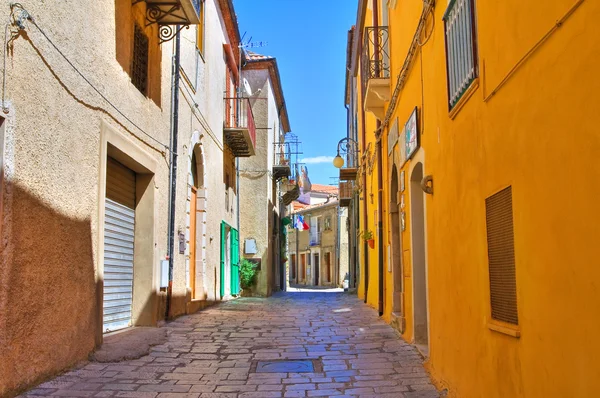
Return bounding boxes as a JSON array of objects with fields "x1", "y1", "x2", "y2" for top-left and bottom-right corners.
[{"x1": 132, "y1": 0, "x2": 192, "y2": 44}]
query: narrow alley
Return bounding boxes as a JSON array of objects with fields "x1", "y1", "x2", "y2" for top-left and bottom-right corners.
[{"x1": 22, "y1": 292, "x2": 438, "y2": 398}]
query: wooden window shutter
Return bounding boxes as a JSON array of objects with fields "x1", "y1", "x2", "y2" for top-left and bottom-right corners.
[{"x1": 485, "y1": 186, "x2": 518, "y2": 325}]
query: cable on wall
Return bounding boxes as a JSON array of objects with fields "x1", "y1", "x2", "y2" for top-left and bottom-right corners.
[
  {"x1": 5, "y1": 3, "x2": 172, "y2": 154},
  {"x1": 375, "y1": 0, "x2": 435, "y2": 137}
]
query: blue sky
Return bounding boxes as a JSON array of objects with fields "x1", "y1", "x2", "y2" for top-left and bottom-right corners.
[{"x1": 234, "y1": 0, "x2": 358, "y2": 185}]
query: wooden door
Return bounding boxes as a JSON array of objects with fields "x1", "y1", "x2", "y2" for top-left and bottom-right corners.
[
  {"x1": 326, "y1": 252, "x2": 331, "y2": 283},
  {"x1": 314, "y1": 253, "x2": 320, "y2": 286},
  {"x1": 189, "y1": 187, "x2": 197, "y2": 298}
]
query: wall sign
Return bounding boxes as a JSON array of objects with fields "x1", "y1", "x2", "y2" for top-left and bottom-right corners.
[
  {"x1": 405, "y1": 107, "x2": 419, "y2": 160},
  {"x1": 245, "y1": 238, "x2": 258, "y2": 254},
  {"x1": 399, "y1": 126, "x2": 407, "y2": 165},
  {"x1": 400, "y1": 170, "x2": 405, "y2": 192}
]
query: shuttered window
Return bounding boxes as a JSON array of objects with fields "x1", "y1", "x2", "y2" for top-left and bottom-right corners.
[
  {"x1": 485, "y1": 186, "x2": 518, "y2": 325},
  {"x1": 443, "y1": 0, "x2": 478, "y2": 109}
]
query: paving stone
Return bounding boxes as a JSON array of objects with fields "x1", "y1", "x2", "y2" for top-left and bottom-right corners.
[{"x1": 24, "y1": 293, "x2": 438, "y2": 398}]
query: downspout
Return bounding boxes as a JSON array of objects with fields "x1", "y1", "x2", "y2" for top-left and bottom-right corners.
[
  {"x1": 373, "y1": 0, "x2": 385, "y2": 317},
  {"x1": 376, "y1": 132, "x2": 384, "y2": 316},
  {"x1": 345, "y1": 102, "x2": 353, "y2": 289},
  {"x1": 295, "y1": 210, "x2": 299, "y2": 285},
  {"x1": 361, "y1": 118, "x2": 368, "y2": 303},
  {"x1": 165, "y1": 31, "x2": 181, "y2": 320}
]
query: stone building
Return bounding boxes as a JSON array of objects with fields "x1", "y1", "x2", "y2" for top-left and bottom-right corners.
[
  {"x1": 288, "y1": 185, "x2": 349, "y2": 288},
  {"x1": 0, "y1": 0, "x2": 252, "y2": 394},
  {"x1": 238, "y1": 52, "x2": 291, "y2": 296}
]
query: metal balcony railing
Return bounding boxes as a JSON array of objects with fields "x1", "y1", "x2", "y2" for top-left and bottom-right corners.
[
  {"x1": 274, "y1": 142, "x2": 291, "y2": 168},
  {"x1": 339, "y1": 181, "x2": 354, "y2": 207},
  {"x1": 361, "y1": 26, "x2": 390, "y2": 90},
  {"x1": 223, "y1": 97, "x2": 256, "y2": 156},
  {"x1": 310, "y1": 231, "x2": 322, "y2": 247}
]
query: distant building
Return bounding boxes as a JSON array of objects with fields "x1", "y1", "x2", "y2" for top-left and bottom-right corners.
[
  {"x1": 238, "y1": 51, "x2": 291, "y2": 296},
  {"x1": 287, "y1": 185, "x2": 349, "y2": 288}
]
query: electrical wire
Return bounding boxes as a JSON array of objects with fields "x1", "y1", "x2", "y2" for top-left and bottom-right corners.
[
  {"x1": 376, "y1": 0, "x2": 435, "y2": 136},
  {"x1": 12, "y1": 4, "x2": 171, "y2": 153}
]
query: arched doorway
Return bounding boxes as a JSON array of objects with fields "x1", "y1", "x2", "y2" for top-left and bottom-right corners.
[
  {"x1": 410, "y1": 162, "x2": 428, "y2": 352},
  {"x1": 390, "y1": 166, "x2": 403, "y2": 316},
  {"x1": 190, "y1": 146, "x2": 205, "y2": 299}
]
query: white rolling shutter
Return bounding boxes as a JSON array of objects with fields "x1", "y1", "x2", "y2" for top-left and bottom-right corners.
[{"x1": 103, "y1": 158, "x2": 136, "y2": 333}]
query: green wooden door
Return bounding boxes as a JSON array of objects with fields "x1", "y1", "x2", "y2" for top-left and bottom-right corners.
[
  {"x1": 231, "y1": 228, "x2": 239, "y2": 295},
  {"x1": 220, "y1": 221, "x2": 226, "y2": 298}
]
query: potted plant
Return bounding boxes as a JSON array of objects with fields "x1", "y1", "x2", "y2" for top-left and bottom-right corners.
[
  {"x1": 240, "y1": 259, "x2": 258, "y2": 295},
  {"x1": 362, "y1": 230, "x2": 375, "y2": 249}
]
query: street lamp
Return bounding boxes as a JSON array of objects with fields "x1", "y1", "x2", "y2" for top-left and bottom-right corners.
[{"x1": 333, "y1": 137, "x2": 358, "y2": 169}]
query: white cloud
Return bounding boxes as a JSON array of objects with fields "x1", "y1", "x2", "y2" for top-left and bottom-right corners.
[{"x1": 300, "y1": 156, "x2": 334, "y2": 164}]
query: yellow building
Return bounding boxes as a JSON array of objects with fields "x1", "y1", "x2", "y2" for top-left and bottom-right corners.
[{"x1": 347, "y1": 0, "x2": 600, "y2": 396}]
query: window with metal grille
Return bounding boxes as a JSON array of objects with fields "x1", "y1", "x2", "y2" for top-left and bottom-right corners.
[
  {"x1": 443, "y1": 0, "x2": 478, "y2": 109},
  {"x1": 485, "y1": 186, "x2": 518, "y2": 325},
  {"x1": 132, "y1": 24, "x2": 149, "y2": 95}
]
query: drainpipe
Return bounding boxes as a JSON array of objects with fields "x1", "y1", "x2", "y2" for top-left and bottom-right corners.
[
  {"x1": 376, "y1": 131, "x2": 384, "y2": 316},
  {"x1": 165, "y1": 31, "x2": 181, "y2": 320},
  {"x1": 372, "y1": 0, "x2": 384, "y2": 317}
]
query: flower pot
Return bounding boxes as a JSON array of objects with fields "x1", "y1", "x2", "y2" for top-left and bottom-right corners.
[{"x1": 367, "y1": 239, "x2": 375, "y2": 249}]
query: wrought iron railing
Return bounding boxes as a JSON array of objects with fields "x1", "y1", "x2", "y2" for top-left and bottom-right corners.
[
  {"x1": 362, "y1": 26, "x2": 390, "y2": 89},
  {"x1": 274, "y1": 142, "x2": 290, "y2": 168},
  {"x1": 224, "y1": 97, "x2": 256, "y2": 149},
  {"x1": 339, "y1": 181, "x2": 354, "y2": 201},
  {"x1": 310, "y1": 231, "x2": 322, "y2": 246}
]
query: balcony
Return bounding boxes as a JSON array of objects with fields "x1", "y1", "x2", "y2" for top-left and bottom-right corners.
[
  {"x1": 362, "y1": 26, "x2": 390, "y2": 120},
  {"x1": 282, "y1": 184, "x2": 300, "y2": 206},
  {"x1": 273, "y1": 142, "x2": 291, "y2": 181},
  {"x1": 339, "y1": 181, "x2": 354, "y2": 207},
  {"x1": 224, "y1": 97, "x2": 256, "y2": 157},
  {"x1": 310, "y1": 231, "x2": 322, "y2": 247}
]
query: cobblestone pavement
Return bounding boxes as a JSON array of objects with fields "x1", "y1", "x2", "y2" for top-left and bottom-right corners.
[{"x1": 23, "y1": 292, "x2": 439, "y2": 398}]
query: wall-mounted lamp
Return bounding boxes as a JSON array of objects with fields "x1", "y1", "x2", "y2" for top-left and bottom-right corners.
[
  {"x1": 421, "y1": 175, "x2": 434, "y2": 195},
  {"x1": 333, "y1": 137, "x2": 359, "y2": 169}
]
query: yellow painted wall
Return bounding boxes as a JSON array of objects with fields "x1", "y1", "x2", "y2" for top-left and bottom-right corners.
[
  {"x1": 356, "y1": 3, "x2": 381, "y2": 311},
  {"x1": 378, "y1": 0, "x2": 600, "y2": 396},
  {"x1": 357, "y1": 0, "x2": 600, "y2": 396}
]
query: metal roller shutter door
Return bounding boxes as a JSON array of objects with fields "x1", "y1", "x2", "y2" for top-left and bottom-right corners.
[{"x1": 103, "y1": 158, "x2": 136, "y2": 333}]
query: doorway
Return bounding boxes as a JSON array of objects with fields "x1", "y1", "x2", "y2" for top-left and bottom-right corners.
[
  {"x1": 325, "y1": 252, "x2": 331, "y2": 284},
  {"x1": 313, "y1": 252, "x2": 320, "y2": 286},
  {"x1": 390, "y1": 166, "x2": 403, "y2": 315},
  {"x1": 410, "y1": 162, "x2": 429, "y2": 352},
  {"x1": 189, "y1": 148, "x2": 205, "y2": 299},
  {"x1": 103, "y1": 158, "x2": 136, "y2": 333}
]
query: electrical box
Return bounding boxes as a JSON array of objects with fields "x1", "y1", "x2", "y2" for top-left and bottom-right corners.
[{"x1": 160, "y1": 260, "x2": 169, "y2": 288}]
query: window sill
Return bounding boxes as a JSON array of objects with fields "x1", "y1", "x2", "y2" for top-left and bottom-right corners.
[
  {"x1": 448, "y1": 77, "x2": 479, "y2": 120},
  {"x1": 488, "y1": 320, "x2": 520, "y2": 338}
]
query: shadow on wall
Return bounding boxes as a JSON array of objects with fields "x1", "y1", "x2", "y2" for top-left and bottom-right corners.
[{"x1": 0, "y1": 182, "x2": 96, "y2": 397}]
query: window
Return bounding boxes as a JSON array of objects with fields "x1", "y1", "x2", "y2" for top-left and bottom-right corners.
[
  {"x1": 485, "y1": 186, "x2": 518, "y2": 325},
  {"x1": 196, "y1": 0, "x2": 205, "y2": 55},
  {"x1": 132, "y1": 24, "x2": 149, "y2": 95},
  {"x1": 443, "y1": 0, "x2": 478, "y2": 110}
]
